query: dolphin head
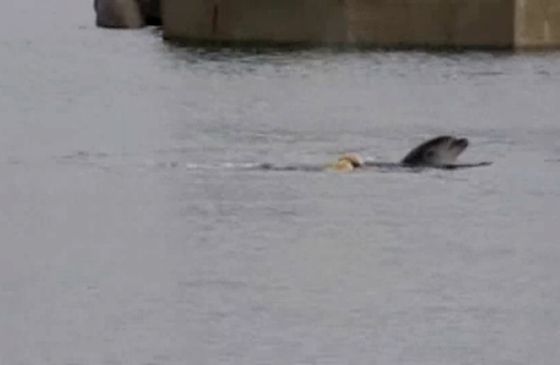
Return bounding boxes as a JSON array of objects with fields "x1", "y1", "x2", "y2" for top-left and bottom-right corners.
[{"x1": 401, "y1": 136, "x2": 469, "y2": 166}]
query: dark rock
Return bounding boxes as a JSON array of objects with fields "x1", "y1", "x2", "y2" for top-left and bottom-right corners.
[
  {"x1": 94, "y1": 0, "x2": 144, "y2": 28},
  {"x1": 94, "y1": 0, "x2": 161, "y2": 28},
  {"x1": 138, "y1": 0, "x2": 162, "y2": 26}
]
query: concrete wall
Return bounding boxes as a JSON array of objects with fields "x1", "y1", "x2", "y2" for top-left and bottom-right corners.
[
  {"x1": 162, "y1": 0, "x2": 210, "y2": 39},
  {"x1": 215, "y1": 0, "x2": 347, "y2": 43},
  {"x1": 162, "y1": 0, "x2": 347, "y2": 43},
  {"x1": 161, "y1": 0, "x2": 560, "y2": 48},
  {"x1": 516, "y1": 0, "x2": 560, "y2": 48},
  {"x1": 345, "y1": 0, "x2": 513, "y2": 47}
]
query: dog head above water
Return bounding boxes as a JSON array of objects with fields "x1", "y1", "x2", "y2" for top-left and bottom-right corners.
[{"x1": 328, "y1": 153, "x2": 364, "y2": 172}]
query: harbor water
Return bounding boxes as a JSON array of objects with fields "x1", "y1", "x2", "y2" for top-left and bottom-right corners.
[{"x1": 1, "y1": 1, "x2": 560, "y2": 364}]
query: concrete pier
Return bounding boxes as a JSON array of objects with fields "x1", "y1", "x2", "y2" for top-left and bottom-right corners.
[
  {"x1": 161, "y1": 0, "x2": 560, "y2": 49},
  {"x1": 516, "y1": 0, "x2": 560, "y2": 48}
]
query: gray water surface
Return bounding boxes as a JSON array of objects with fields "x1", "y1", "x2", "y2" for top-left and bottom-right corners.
[{"x1": 2, "y1": 1, "x2": 560, "y2": 364}]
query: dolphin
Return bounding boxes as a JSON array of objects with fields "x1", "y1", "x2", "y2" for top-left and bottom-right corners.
[{"x1": 258, "y1": 135, "x2": 491, "y2": 172}]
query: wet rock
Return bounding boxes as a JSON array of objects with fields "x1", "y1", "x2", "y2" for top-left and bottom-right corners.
[
  {"x1": 94, "y1": 0, "x2": 144, "y2": 28},
  {"x1": 94, "y1": 0, "x2": 161, "y2": 28},
  {"x1": 138, "y1": 0, "x2": 162, "y2": 26}
]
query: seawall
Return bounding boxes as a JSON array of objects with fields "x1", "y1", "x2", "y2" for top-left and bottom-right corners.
[{"x1": 161, "y1": 0, "x2": 560, "y2": 49}]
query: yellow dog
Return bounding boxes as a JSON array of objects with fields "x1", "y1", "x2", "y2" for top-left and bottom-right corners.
[{"x1": 327, "y1": 153, "x2": 364, "y2": 172}]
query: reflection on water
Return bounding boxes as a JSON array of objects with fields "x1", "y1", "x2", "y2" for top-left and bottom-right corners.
[{"x1": 1, "y1": 1, "x2": 560, "y2": 364}]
